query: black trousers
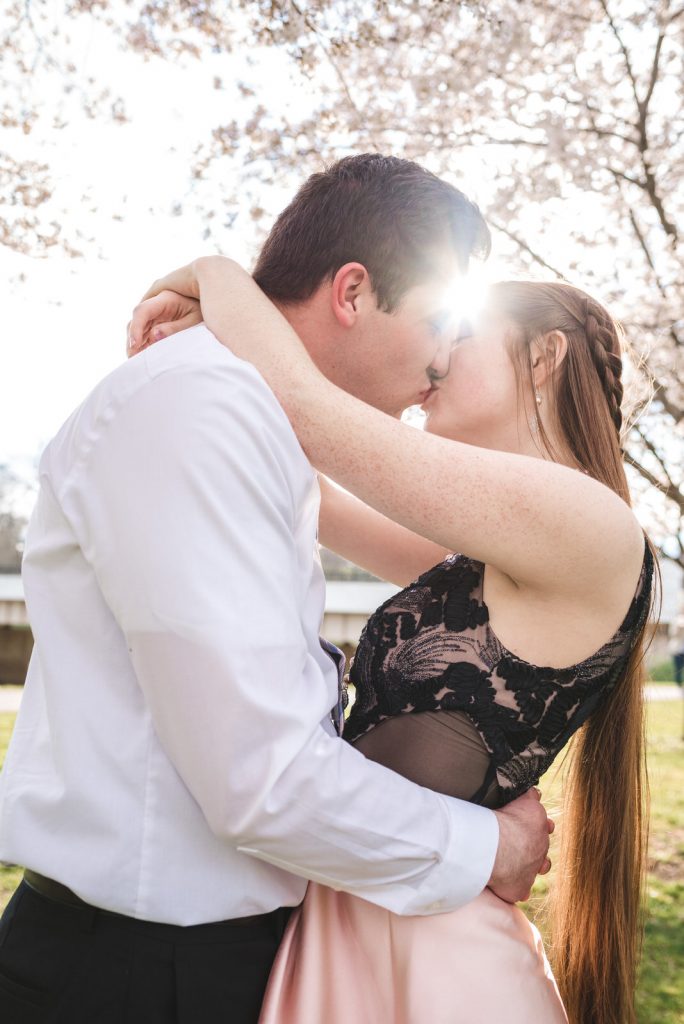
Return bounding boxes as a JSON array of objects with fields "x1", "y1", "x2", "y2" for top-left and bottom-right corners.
[{"x1": 0, "y1": 881, "x2": 291, "y2": 1023}]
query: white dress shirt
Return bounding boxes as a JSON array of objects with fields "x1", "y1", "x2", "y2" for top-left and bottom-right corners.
[{"x1": 0, "y1": 324, "x2": 498, "y2": 925}]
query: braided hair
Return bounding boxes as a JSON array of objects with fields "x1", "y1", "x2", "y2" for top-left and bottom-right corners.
[
  {"x1": 491, "y1": 280, "x2": 629, "y2": 494},
  {"x1": 583, "y1": 303, "x2": 624, "y2": 435}
]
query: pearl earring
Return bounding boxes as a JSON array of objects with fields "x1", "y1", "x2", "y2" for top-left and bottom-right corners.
[{"x1": 535, "y1": 390, "x2": 542, "y2": 406}]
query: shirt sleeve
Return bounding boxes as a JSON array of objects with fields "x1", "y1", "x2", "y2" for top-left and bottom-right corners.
[{"x1": 58, "y1": 350, "x2": 499, "y2": 916}]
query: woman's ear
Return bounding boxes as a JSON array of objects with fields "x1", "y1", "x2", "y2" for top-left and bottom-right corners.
[
  {"x1": 531, "y1": 329, "x2": 568, "y2": 388},
  {"x1": 330, "y1": 263, "x2": 371, "y2": 328}
]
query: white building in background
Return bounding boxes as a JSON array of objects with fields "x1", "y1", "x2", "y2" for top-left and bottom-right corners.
[
  {"x1": 323, "y1": 580, "x2": 398, "y2": 651},
  {"x1": 654, "y1": 556, "x2": 684, "y2": 663},
  {"x1": 1, "y1": 558, "x2": 682, "y2": 684},
  {"x1": 0, "y1": 575, "x2": 28, "y2": 627},
  {"x1": 0, "y1": 572, "x2": 400, "y2": 684},
  {"x1": 0, "y1": 574, "x2": 32, "y2": 684},
  {"x1": 659, "y1": 557, "x2": 684, "y2": 625}
]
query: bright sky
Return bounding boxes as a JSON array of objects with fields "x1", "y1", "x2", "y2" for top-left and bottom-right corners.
[{"x1": 0, "y1": 12, "x2": 303, "y2": 466}]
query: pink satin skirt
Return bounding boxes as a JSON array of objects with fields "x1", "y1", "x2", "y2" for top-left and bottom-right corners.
[{"x1": 259, "y1": 883, "x2": 568, "y2": 1023}]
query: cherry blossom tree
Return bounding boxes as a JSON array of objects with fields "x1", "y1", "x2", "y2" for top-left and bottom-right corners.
[{"x1": 2, "y1": 0, "x2": 683, "y2": 561}]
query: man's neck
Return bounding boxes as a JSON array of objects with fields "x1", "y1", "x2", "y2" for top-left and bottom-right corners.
[{"x1": 274, "y1": 295, "x2": 341, "y2": 380}]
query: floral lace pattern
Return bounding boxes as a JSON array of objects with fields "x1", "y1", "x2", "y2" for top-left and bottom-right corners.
[{"x1": 345, "y1": 545, "x2": 653, "y2": 805}]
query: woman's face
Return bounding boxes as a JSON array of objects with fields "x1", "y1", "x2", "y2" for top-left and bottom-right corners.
[{"x1": 422, "y1": 310, "x2": 531, "y2": 452}]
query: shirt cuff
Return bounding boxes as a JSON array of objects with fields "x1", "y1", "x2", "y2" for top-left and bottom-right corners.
[{"x1": 412, "y1": 796, "x2": 500, "y2": 915}]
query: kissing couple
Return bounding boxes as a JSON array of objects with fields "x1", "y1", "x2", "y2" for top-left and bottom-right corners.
[{"x1": 0, "y1": 154, "x2": 653, "y2": 1024}]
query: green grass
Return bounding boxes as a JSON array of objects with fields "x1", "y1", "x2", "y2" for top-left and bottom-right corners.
[
  {"x1": 0, "y1": 861, "x2": 22, "y2": 911},
  {"x1": 0, "y1": 713, "x2": 22, "y2": 908},
  {"x1": 636, "y1": 700, "x2": 684, "y2": 1024},
  {"x1": 648, "y1": 659, "x2": 680, "y2": 683},
  {"x1": 522, "y1": 698, "x2": 684, "y2": 1024},
  {"x1": 639, "y1": 878, "x2": 684, "y2": 1023},
  {"x1": 1, "y1": 702, "x2": 682, "y2": 1021},
  {"x1": 0, "y1": 714, "x2": 14, "y2": 768}
]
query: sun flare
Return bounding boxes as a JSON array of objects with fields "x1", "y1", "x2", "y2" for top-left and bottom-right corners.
[{"x1": 444, "y1": 257, "x2": 512, "y2": 333}]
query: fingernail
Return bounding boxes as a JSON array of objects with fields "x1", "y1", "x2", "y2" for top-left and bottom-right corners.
[{"x1": 153, "y1": 329, "x2": 164, "y2": 342}]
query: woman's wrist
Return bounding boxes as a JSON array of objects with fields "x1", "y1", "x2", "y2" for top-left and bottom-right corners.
[
  {"x1": 193, "y1": 254, "x2": 329, "y2": 418},
  {"x1": 194, "y1": 255, "x2": 242, "y2": 302}
]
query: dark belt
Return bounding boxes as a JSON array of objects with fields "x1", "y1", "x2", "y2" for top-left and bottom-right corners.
[
  {"x1": 23, "y1": 870, "x2": 286, "y2": 928},
  {"x1": 24, "y1": 870, "x2": 92, "y2": 910}
]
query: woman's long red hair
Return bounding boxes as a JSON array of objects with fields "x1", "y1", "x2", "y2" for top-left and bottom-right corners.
[{"x1": 492, "y1": 281, "x2": 657, "y2": 1024}]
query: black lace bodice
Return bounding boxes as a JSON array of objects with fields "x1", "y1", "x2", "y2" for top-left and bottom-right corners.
[{"x1": 345, "y1": 545, "x2": 653, "y2": 805}]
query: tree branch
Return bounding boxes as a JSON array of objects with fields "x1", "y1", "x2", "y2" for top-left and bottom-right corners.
[
  {"x1": 624, "y1": 450, "x2": 684, "y2": 513},
  {"x1": 487, "y1": 218, "x2": 568, "y2": 279},
  {"x1": 289, "y1": 0, "x2": 382, "y2": 150},
  {"x1": 610, "y1": 167, "x2": 679, "y2": 243},
  {"x1": 641, "y1": 163, "x2": 679, "y2": 242},
  {"x1": 598, "y1": 0, "x2": 640, "y2": 103},
  {"x1": 609, "y1": 167, "x2": 646, "y2": 190},
  {"x1": 666, "y1": 4, "x2": 684, "y2": 25},
  {"x1": 575, "y1": 124, "x2": 639, "y2": 146},
  {"x1": 386, "y1": 125, "x2": 549, "y2": 150},
  {"x1": 633, "y1": 424, "x2": 681, "y2": 495},
  {"x1": 641, "y1": 31, "x2": 664, "y2": 116},
  {"x1": 648, "y1": 367, "x2": 684, "y2": 422},
  {"x1": 621, "y1": 194, "x2": 677, "y2": 311},
  {"x1": 627, "y1": 208, "x2": 663, "y2": 286}
]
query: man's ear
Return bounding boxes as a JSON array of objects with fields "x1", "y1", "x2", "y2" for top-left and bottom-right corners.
[
  {"x1": 531, "y1": 329, "x2": 568, "y2": 388},
  {"x1": 330, "y1": 263, "x2": 372, "y2": 328}
]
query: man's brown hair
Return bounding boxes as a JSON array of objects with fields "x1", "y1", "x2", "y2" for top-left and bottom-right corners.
[{"x1": 253, "y1": 154, "x2": 491, "y2": 312}]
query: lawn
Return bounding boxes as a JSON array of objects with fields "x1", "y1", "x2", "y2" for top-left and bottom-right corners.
[
  {"x1": 633, "y1": 697, "x2": 684, "y2": 1024},
  {"x1": 0, "y1": 697, "x2": 682, "y2": 1022},
  {"x1": 522, "y1": 695, "x2": 684, "y2": 1024}
]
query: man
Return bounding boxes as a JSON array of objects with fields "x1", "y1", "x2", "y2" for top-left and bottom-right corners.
[{"x1": 0, "y1": 155, "x2": 551, "y2": 1023}]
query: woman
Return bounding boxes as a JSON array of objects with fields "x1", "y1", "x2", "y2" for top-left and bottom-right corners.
[{"x1": 129, "y1": 258, "x2": 654, "y2": 1024}]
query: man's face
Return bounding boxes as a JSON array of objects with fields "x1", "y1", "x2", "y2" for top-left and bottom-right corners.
[{"x1": 341, "y1": 254, "x2": 463, "y2": 417}]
